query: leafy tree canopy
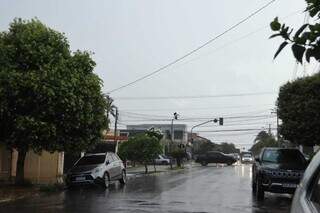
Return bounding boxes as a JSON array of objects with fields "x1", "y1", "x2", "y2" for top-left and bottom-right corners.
[
  {"x1": 250, "y1": 131, "x2": 278, "y2": 156},
  {"x1": 0, "y1": 18, "x2": 107, "y2": 182},
  {"x1": 118, "y1": 131, "x2": 163, "y2": 173},
  {"x1": 277, "y1": 73, "x2": 320, "y2": 146},
  {"x1": 270, "y1": 1, "x2": 320, "y2": 63}
]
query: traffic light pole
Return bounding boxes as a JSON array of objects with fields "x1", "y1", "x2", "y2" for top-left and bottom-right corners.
[{"x1": 191, "y1": 119, "x2": 216, "y2": 144}]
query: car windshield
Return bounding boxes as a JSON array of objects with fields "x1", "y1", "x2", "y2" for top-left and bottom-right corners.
[
  {"x1": 76, "y1": 155, "x2": 105, "y2": 166},
  {"x1": 262, "y1": 149, "x2": 306, "y2": 165},
  {"x1": 243, "y1": 154, "x2": 252, "y2": 157}
]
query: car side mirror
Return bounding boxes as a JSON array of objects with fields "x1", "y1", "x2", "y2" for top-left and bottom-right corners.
[
  {"x1": 105, "y1": 160, "x2": 109, "y2": 165},
  {"x1": 255, "y1": 157, "x2": 260, "y2": 162}
]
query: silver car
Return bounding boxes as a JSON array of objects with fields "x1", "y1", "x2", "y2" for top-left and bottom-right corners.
[
  {"x1": 66, "y1": 152, "x2": 126, "y2": 188},
  {"x1": 291, "y1": 151, "x2": 319, "y2": 213},
  {"x1": 154, "y1": 155, "x2": 171, "y2": 165}
]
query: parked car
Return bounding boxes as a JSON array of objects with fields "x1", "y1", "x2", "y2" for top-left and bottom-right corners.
[
  {"x1": 154, "y1": 155, "x2": 171, "y2": 165},
  {"x1": 291, "y1": 150, "x2": 320, "y2": 213},
  {"x1": 195, "y1": 151, "x2": 237, "y2": 166},
  {"x1": 241, "y1": 153, "x2": 253, "y2": 163},
  {"x1": 66, "y1": 152, "x2": 126, "y2": 188},
  {"x1": 252, "y1": 148, "x2": 307, "y2": 200}
]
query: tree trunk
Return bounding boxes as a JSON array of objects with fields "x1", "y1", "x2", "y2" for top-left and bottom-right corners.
[
  {"x1": 176, "y1": 158, "x2": 181, "y2": 167},
  {"x1": 144, "y1": 164, "x2": 148, "y2": 174},
  {"x1": 15, "y1": 150, "x2": 27, "y2": 185},
  {"x1": 153, "y1": 160, "x2": 156, "y2": 172}
]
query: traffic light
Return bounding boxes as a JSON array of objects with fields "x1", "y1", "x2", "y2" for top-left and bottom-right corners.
[{"x1": 219, "y1": 117, "x2": 223, "y2": 125}]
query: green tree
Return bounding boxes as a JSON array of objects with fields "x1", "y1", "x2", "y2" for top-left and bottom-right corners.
[
  {"x1": 194, "y1": 141, "x2": 216, "y2": 154},
  {"x1": 105, "y1": 95, "x2": 116, "y2": 131},
  {"x1": 118, "y1": 131, "x2": 163, "y2": 174},
  {"x1": 216, "y1": 142, "x2": 238, "y2": 154},
  {"x1": 250, "y1": 131, "x2": 279, "y2": 156},
  {"x1": 277, "y1": 74, "x2": 320, "y2": 146},
  {"x1": 254, "y1": 131, "x2": 272, "y2": 143},
  {"x1": 169, "y1": 146, "x2": 186, "y2": 167},
  {"x1": 270, "y1": 1, "x2": 320, "y2": 63},
  {"x1": 0, "y1": 19, "x2": 107, "y2": 183}
]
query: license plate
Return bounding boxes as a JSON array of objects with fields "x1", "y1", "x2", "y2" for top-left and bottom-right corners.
[
  {"x1": 282, "y1": 183, "x2": 297, "y2": 188},
  {"x1": 75, "y1": 177, "x2": 86, "y2": 181}
]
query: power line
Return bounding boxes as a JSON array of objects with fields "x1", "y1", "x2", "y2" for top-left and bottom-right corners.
[
  {"x1": 114, "y1": 91, "x2": 276, "y2": 100},
  {"x1": 120, "y1": 103, "x2": 275, "y2": 112},
  {"x1": 195, "y1": 128, "x2": 277, "y2": 133},
  {"x1": 120, "y1": 108, "x2": 271, "y2": 119},
  {"x1": 107, "y1": 0, "x2": 278, "y2": 94}
]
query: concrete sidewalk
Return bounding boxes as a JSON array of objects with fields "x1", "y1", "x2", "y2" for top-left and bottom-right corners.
[
  {"x1": 126, "y1": 165, "x2": 171, "y2": 175},
  {"x1": 0, "y1": 185, "x2": 40, "y2": 204},
  {"x1": 126, "y1": 161, "x2": 194, "y2": 177}
]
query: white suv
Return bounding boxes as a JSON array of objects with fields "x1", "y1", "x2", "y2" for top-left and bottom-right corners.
[{"x1": 66, "y1": 152, "x2": 126, "y2": 188}]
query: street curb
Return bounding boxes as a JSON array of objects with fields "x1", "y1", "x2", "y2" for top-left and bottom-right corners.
[{"x1": 126, "y1": 165, "x2": 189, "y2": 180}]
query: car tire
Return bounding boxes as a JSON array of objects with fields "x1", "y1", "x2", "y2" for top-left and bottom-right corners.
[
  {"x1": 102, "y1": 172, "x2": 110, "y2": 188},
  {"x1": 256, "y1": 177, "x2": 264, "y2": 200},
  {"x1": 201, "y1": 161, "x2": 208, "y2": 166},
  {"x1": 119, "y1": 170, "x2": 126, "y2": 185}
]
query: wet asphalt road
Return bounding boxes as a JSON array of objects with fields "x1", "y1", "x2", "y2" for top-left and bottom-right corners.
[{"x1": 0, "y1": 164, "x2": 292, "y2": 213}]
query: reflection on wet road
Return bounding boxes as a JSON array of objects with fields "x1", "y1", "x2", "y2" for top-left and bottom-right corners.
[{"x1": 0, "y1": 164, "x2": 292, "y2": 213}]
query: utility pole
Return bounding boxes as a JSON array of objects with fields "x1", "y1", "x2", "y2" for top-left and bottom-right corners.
[
  {"x1": 276, "y1": 108, "x2": 279, "y2": 141},
  {"x1": 169, "y1": 112, "x2": 179, "y2": 152},
  {"x1": 271, "y1": 108, "x2": 280, "y2": 141},
  {"x1": 268, "y1": 124, "x2": 271, "y2": 135},
  {"x1": 114, "y1": 107, "x2": 119, "y2": 153},
  {"x1": 190, "y1": 118, "x2": 223, "y2": 156}
]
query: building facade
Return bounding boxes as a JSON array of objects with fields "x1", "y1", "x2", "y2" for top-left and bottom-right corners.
[{"x1": 125, "y1": 124, "x2": 188, "y2": 144}]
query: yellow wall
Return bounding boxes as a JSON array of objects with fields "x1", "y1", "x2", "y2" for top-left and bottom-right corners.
[
  {"x1": 0, "y1": 144, "x2": 11, "y2": 180},
  {"x1": 11, "y1": 150, "x2": 64, "y2": 184}
]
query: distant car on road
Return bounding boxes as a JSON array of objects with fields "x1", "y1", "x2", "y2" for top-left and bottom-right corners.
[
  {"x1": 66, "y1": 152, "x2": 126, "y2": 188},
  {"x1": 241, "y1": 153, "x2": 253, "y2": 163},
  {"x1": 154, "y1": 155, "x2": 171, "y2": 165},
  {"x1": 291, "y1": 150, "x2": 320, "y2": 213},
  {"x1": 195, "y1": 151, "x2": 237, "y2": 166},
  {"x1": 252, "y1": 148, "x2": 307, "y2": 200}
]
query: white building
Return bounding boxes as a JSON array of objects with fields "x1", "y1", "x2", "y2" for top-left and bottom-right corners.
[{"x1": 125, "y1": 124, "x2": 188, "y2": 145}]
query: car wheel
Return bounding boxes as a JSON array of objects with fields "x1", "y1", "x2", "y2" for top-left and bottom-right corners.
[
  {"x1": 103, "y1": 172, "x2": 110, "y2": 188},
  {"x1": 201, "y1": 161, "x2": 208, "y2": 166},
  {"x1": 256, "y1": 177, "x2": 264, "y2": 200},
  {"x1": 119, "y1": 170, "x2": 126, "y2": 185}
]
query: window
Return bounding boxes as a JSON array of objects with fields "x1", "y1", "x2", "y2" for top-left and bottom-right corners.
[
  {"x1": 174, "y1": 130, "x2": 183, "y2": 140},
  {"x1": 107, "y1": 154, "x2": 114, "y2": 163},
  {"x1": 113, "y1": 153, "x2": 120, "y2": 161},
  {"x1": 262, "y1": 149, "x2": 306, "y2": 166},
  {"x1": 76, "y1": 155, "x2": 106, "y2": 166},
  {"x1": 309, "y1": 172, "x2": 320, "y2": 211}
]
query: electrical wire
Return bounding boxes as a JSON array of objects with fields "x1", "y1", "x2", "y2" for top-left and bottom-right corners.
[
  {"x1": 107, "y1": 0, "x2": 278, "y2": 94},
  {"x1": 114, "y1": 91, "x2": 275, "y2": 100}
]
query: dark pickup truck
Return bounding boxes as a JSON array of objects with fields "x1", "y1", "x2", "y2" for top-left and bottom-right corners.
[
  {"x1": 195, "y1": 151, "x2": 237, "y2": 166},
  {"x1": 252, "y1": 148, "x2": 308, "y2": 200}
]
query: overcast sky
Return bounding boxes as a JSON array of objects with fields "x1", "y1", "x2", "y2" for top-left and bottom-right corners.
[{"x1": 1, "y1": 0, "x2": 316, "y2": 149}]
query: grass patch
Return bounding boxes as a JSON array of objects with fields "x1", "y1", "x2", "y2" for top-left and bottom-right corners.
[{"x1": 171, "y1": 166, "x2": 185, "y2": 170}]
